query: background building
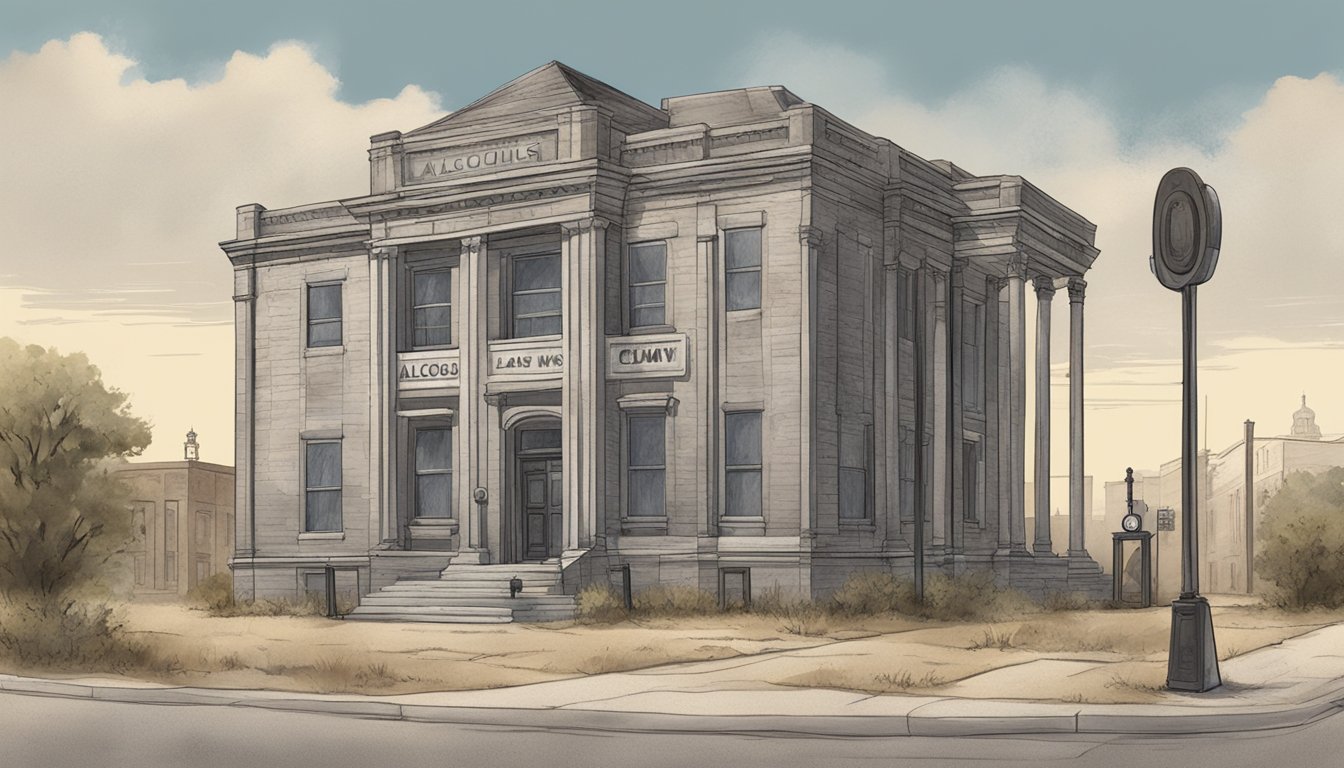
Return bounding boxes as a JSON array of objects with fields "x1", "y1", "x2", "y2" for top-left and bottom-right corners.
[
  {"x1": 114, "y1": 430, "x2": 235, "y2": 597},
  {"x1": 1105, "y1": 396, "x2": 1344, "y2": 600},
  {"x1": 222, "y1": 62, "x2": 1104, "y2": 617}
]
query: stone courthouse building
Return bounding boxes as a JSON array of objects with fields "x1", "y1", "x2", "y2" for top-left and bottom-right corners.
[{"x1": 221, "y1": 63, "x2": 1104, "y2": 616}]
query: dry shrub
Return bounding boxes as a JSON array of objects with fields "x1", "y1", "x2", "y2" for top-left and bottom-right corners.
[
  {"x1": 0, "y1": 598, "x2": 167, "y2": 673},
  {"x1": 631, "y1": 585, "x2": 719, "y2": 617},
  {"x1": 753, "y1": 586, "x2": 831, "y2": 636},
  {"x1": 186, "y1": 572, "x2": 236, "y2": 612},
  {"x1": 829, "y1": 571, "x2": 916, "y2": 616},
  {"x1": 576, "y1": 584, "x2": 629, "y2": 624},
  {"x1": 922, "y1": 570, "x2": 1034, "y2": 621}
]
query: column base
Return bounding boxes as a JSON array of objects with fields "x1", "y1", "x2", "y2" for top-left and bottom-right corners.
[
  {"x1": 1032, "y1": 543, "x2": 1056, "y2": 556},
  {"x1": 452, "y1": 549, "x2": 491, "y2": 565}
]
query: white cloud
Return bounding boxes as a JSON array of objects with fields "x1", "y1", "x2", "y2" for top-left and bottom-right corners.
[
  {"x1": 738, "y1": 34, "x2": 1344, "y2": 494},
  {"x1": 0, "y1": 33, "x2": 444, "y2": 462}
]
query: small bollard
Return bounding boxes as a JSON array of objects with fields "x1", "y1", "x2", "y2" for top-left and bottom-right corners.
[
  {"x1": 324, "y1": 564, "x2": 338, "y2": 618},
  {"x1": 509, "y1": 576, "x2": 523, "y2": 599}
]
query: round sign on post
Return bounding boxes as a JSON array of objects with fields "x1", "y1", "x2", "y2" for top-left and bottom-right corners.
[
  {"x1": 1152, "y1": 166, "x2": 1223, "y2": 694},
  {"x1": 1150, "y1": 167, "x2": 1222, "y2": 290}
]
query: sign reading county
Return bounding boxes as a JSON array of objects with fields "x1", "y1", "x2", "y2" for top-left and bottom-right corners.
[
  {"x1": 398, "y1": 349, "x2": 461, "y2": 391},
  {"x1": 488, "y1": 339, "x2": 565, "y2": 382},
  {"x1": 404, "y1": 133, "x2": 557, "y2": 184},
  {"x1": 607, "y1": 333, "x2": 689, "y2": 380}
]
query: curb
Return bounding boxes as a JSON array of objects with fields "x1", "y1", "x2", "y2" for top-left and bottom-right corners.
[{"x1": 2, "y1": 674, "x2": 1342, "y2": 737}]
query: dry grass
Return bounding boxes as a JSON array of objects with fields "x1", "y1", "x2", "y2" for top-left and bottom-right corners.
[
  {"x1": 0, "y1": 599, "x2": 183, "y2": 677},
  {"x1": 967, "y1": 625, "x2": 1018, "y2": 651},
  {"x1": 261, "y1": 655, "x2": 403, "y2": 694}
]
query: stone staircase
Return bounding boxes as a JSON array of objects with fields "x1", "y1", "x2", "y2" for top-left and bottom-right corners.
[{"x1": 344, "y1": 562, "x2": 577, "y2": 624}]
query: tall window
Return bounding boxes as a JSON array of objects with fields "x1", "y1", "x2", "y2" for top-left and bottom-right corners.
[
  {"x1": 628, "y1": 242, "x2": 667, "y2": 328},
  {"x1": 627, "y1": 415, "x2": 666, "y2": 517},
  {"x1": 724, "y1": 411, "x2": 763, "y2": 516},
  {"x1": 305, "y1": 441, "x2": 342, "y2": 532},
  {"x1": 839, "y1": 426, "x2": 872, "y2": 521},
  {"x1": 414, "y1": 428, "x2": 453, "y2": 518},
  {"x1": 962, "y1": 440, "x2": 979, "y2": 522},
  {"x1": 307, "y1": 283, "x2": 342, "y2": 348},
  {"x1": 724, "y1": 228, "x2": 761, "y2": 311},
  {"x1": 412, "y1": 270, "x2": 452, "y2": 347},
  {"x1": 512, "y1": 253, "x2": 562, "y2": 337},
  {"x1": 962, "y1": 300, "x2": 985, "y2": 411}
]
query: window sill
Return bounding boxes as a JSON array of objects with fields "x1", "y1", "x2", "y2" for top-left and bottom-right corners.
[
  {"x1": 410, "y1": 518, "x2": 458, "y2": 529},
  {"x1": 725, "y1": 308, "x2": 762, "y2": 318},
  {"x1": 298, "y1": 531, "x2": 345, "y2": 540},
  {"x1": 839, "y1": 520, "x2": 877, "y2": 531},
  {"x1": 621, "y1": 516, "x2": 668, "y2": 535},
  {"x1": 718, "y1": 516, "x2": 765, "y2": 536},
  {"x1": 624, "y1": 324, "x2": 676, "y2": 336},
  {"x1": 304, "y1": 345, "x2": 345, "y2": 358}
]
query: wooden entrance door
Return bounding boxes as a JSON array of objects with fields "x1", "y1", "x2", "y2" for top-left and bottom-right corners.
[{"x1": 521, "y1": 457, "x2": 563, "y2": 560}]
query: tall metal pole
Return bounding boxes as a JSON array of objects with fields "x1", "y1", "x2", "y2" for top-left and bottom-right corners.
[{"x1": 1181, "y1": 285, "x2": 1199, "y2": 599}]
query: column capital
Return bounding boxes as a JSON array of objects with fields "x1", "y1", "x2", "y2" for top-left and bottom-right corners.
[
  {"x1": 560, "y1": 216, "x2": 613, "y2": 235},
  {"x1": 1067, "y1": 276, "x2": 1087, "y2": 302},
  {"x1": 1006, "y1": 255, "x2": 1029, "y2": 280},
  {"x1": 370, "y1": 245, "x2": 398, "y2": 261},
  {"x1": 1033, "y1": 274, "x2": 1056, "y2": 299},
  {"x1": 459, "y1": 236, "x2": 482, "y2": 256},
  {"x1": 985, "y1": 274, "x2": 1005, "y2": 293},
  {"x1": 799, "y1": 225, "x2": 824, "y2": 246}
]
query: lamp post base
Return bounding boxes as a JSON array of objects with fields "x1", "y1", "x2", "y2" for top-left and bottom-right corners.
[{"x1": 1167, "y1": 596, "x2": 1221, "y2": 691}]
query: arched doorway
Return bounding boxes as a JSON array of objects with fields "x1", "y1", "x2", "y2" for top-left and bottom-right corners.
[{"x1": 507, "y1": 416, "x2": 563, "y2": 562}]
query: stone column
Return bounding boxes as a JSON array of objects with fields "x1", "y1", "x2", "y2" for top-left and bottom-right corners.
[
  {"x1": 1033, "y1": 275, "x2": 1056, "y2": 555},
  {"x1": 370, "y1": 246, "x2": 399, "y2": 545},
  {"x1": 232, "y1": 265, "x2": 256, "y2": 570},
  {"x1": 456, "y1": 236, "x2": 491, "y2": 559},
  {"x1": 947, "y1": 260, "x2": 965, "y2": 556},
  {"x1": 931, "y1": 267, "x2": 948, "y2": 553},
  {"x1": 988, "y1": 276, "x2": 1009, "y2": 554},
  {"x1": 561, "y1": 218, "x2": 608, "y2": 554},
  {"x1": 883, "y1": 263, "x2": 903, "y2": 549},
  {"x1": 1067, "y1": 277, "x2": 1088, "y2": 558},
  {"x1": 1007, "y1": 259, "x2": 1028, "y2": 553},
  {"x1": 696, "y1": 211, "x2": 720, "y2": 536}
]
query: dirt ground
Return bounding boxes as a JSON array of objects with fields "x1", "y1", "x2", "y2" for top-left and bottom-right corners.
[{"x1": 15, "y1": 596, "x2": 1343, "y2": 704}]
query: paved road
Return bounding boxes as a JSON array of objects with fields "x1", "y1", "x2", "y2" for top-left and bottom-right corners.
[{"x1": 3, "y1": 690, "x2": 1342, "y2": 768}]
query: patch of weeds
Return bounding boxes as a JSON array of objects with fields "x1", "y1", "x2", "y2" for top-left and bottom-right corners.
[
  {"x1": 873, "y1": 669, "x2": 946, "y2": 691},
  {"x1": 967, "y1": 625, "x2": 1018, "y2": 650}
]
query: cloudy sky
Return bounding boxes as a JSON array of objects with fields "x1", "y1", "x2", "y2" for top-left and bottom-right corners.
[{"x1": 3, "y1": 1, "x2": 1343, "y2": 509}]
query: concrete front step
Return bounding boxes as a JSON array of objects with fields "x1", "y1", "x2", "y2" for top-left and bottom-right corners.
[
  {"x1": 347, "y1": 563, "x2": 577, "y2": 623},
  {"x1": 344, "y1": 612, "x2": 514, "y2": 624},
  {"x1": 361, "y1": 596, "x2": 577, "y2": 608}
]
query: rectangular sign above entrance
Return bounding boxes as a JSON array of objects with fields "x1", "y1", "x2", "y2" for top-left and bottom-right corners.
[
  {"x1": 607, "y1": 333, "x2": 689, "y2": 380},
  {"x1": 398, "y1": 349, "x2": 461, "y2": 392},
  {"x1": 488, "y1": 338, "x2": 565, "y2": 383}
]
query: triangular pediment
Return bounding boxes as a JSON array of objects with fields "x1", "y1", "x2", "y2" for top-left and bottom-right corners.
[{"x1": 409, "y1": 61, "x2": 668, "y2": 136}]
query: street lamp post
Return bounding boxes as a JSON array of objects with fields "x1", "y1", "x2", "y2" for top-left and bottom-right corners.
[{"x1": 1150, "y1": 167, "x2": 1222, "y2": 692}]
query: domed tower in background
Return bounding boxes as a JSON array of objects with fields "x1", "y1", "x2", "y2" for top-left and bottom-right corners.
[{"x1": 1291, "y1": 395, "x2": 1322, "y2": 440}]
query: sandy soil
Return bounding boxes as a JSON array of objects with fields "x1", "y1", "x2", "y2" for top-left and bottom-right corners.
[{"x1": 11, "y1": 597, "x2": 1342, "y2": 704}]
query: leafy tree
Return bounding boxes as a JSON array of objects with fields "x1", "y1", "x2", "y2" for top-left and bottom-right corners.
[
  {"x1": 1255, "y1": 467, "x2": 1344, "y2": 609},
  {"x1": 0, "y1": 338, "x2": 151, "y2": 612}
]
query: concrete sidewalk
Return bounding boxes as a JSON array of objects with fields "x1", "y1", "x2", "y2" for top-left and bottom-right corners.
[{"x1": 4, "y1": 622, "x2": 1344, "y2": 737}]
